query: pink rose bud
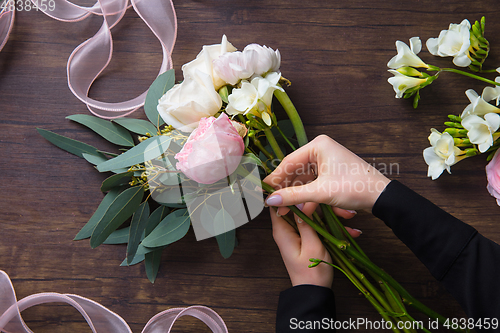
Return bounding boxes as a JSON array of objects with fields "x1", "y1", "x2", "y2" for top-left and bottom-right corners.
[
  {"x1": 175, "y1": 113, "x2": 245, "y2": 184},
  {"x1": 486, "y1": 149, "x2": 500, "y2": 206}
]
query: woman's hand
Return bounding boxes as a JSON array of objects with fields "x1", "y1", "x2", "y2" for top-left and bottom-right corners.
[
  {"x1": 271, "y1": 202, "x2": 361, "y2": 288},
  {"x1": 264, "y1": 135, "x2": 390, "y2": 211}
]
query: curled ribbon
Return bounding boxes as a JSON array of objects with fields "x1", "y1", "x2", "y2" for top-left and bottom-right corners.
[
  {"x1": 32, "y1": 0, "x2": 176, "y2": 119},
  {"x1": 0, "y1": 5, "x2": 14, "y2": 53},
  {"x1": 0, "y1": 270, "x2": 228, "y2": 333}
]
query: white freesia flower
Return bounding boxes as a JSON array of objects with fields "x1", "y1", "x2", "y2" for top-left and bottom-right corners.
[
  {"x1": 226, "y1": 72, "x2": 284, "y2": 126},
  {"x1": 426, "y1": 19, "x2": 471, "y2": 67},
  {"x1": 243, "y1": 44, "x2": 281, "y2": 75},
  {"x1": 481, "y1": 77, "x2": 500, "y2": 106},
  {"x1": 182, "y1": 35, "x2": 237, "y2": 90},
  {"x1": 387, "y1": 37, "x2": 429, "y2": 69},
  {"x1": 157, "y1": 70, "x2": 222, "y2": 133},
  {"x1": 461, "y1": 89, "x2": 500, "y2": 118},
  {"x1": 423, "y1": 129, "x2": 463, "y2": 180},
  {"x1": 462, "y1": 113, "x2": 500, "y2": 153},
  {"x1": 387, "y1": 69, "x2": 427, "y2": 98}
]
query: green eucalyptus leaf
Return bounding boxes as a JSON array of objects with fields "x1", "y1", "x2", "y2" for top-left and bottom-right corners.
[
  {"x1": 216, "y1": 229, "x2": 236, "y2": 259},
  {"x1": 101, "y1": 171, "x2": 135, "y2": 192},
  {"x1": 146, "y1": 206, "x2": 170, "y2": 236},
  {"x1": 97, "y1": 136, "x2": 171, "y2": 172},
  {"x1": 90, "y1": 186, "x2": 144, "y2": 248},
  {"x1": 66, "y1": 114, "x2": 134, "y2": 147},
  {"x1": 74, "y1": 188, "x2": 122, "y2": 240},
  {"x1": 127, "y1": 201, "x2": 150, "y2": 264},
  {"x1": 214, "y1": 207, "x2": 236, "y2": 237},
  {"x1": 144, "y1": 69, "x2": 175, "y2": 126},
  {"x1": 113, "y1": 118, "x2": 158, "y2": 136},
  {"x1": 82, "y1": 153, "x2": 108, "y2": 166},
  {"x1": 145, "y1": 248, "x2": 163, "y2": 283},
  {"x1": 142, "y1": 209, "x2": 190, "y2": 247},
  {"x1": 103, "y1": 227, "x2": 130, "y2": 244},
  {"x1": 37, "y1": 128, "x2": 103, "y2": 158},
  {"x1": 120, "y1": 253, "x2": 145, "y2": 266},
  {"x1": 200, "y1": 204, "x2": 219, "y2": 236}
]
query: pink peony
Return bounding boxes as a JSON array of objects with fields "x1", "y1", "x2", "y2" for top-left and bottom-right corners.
[
  {"x1": 486, "y1": 148, "x2": 500, "y2": 206},
  {"x1": 175, "y1": 113, "x2": 245, "y2": 184}
]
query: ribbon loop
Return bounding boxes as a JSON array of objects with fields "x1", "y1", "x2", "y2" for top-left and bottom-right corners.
[{"x1": 0, "y1": 270, "x2": 228, "y2": 333}]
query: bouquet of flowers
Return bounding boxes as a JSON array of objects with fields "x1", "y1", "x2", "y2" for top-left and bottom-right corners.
[
  {"x1": 386, "y1": 17, "x2": 500, "y2": 205},
  {"x1": 40, "y1": 35, "x2": 468, "y2": 332}
]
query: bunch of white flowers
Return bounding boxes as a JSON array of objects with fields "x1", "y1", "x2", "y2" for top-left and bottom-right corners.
[{"x1": 157, "y1": 35, "x2": 283, "y2": 132}]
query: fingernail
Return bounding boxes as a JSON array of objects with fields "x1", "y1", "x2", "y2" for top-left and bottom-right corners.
[
  {"x1": 265, "y1": 194, "x2": 283, "y2": 206},
  {"x1": 353, "y1": 228, "x2": 362, "y2": 234},
  {"x1": 276, "y1": 209, "x2": 281, "y2": 217},
  {"x1": 295, "y1": 203, "x2": 304, "y2": 211},
  {"x1": 347, "y1": 210, "x2": 357, "y2": 214},
  {"x1": 297, "y1": 218, "x2": 303, "y2": 223}
]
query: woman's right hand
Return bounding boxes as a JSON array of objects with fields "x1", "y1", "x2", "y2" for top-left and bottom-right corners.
[{"x1": 263, "y1": 135, "x2": 390, "y2": 211}]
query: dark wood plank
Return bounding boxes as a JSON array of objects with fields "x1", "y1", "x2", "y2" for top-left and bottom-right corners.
[{"x1": 1, "y1": 1, "x2": 499, "y2": 332}]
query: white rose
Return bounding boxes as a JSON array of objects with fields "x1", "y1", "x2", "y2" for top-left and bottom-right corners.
[
  {"x1": 157, "y1": 71, "x2": 222, "y2": 133},
  {"x1": 426, "y1": 19, "x2": 471, "y2": 67},
  {"x1": 182, "y1": 35, "x2": 237, "y2": 90}
]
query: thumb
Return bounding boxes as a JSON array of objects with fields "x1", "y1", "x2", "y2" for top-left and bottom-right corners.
[{"x1": 265, "y1": 181, "x2": 327, "y2": 207}]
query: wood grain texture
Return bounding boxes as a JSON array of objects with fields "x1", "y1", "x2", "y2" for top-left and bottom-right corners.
[{"x1": 1, "y1": 1, "x2": 499, "y2": 332}]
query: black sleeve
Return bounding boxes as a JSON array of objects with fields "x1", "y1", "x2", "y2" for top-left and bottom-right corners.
[
  {"x1": 372, "y1": 180, "x2": 500, "y2": 327},
  {"x1": 276, "y1": 284, "x2": 336, "y2": 332}
]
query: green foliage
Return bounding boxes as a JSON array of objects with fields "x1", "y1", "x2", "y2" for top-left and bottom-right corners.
[
  {"x1": 144, "y1": 69, "x2": 175, "y2": 126},
  {"x1": 37, "y1": 128, "x2": 104, "y2": 158},
  {"x1": 74, "y1": 188, "x2": 123, "y2": 240},
  {"x1": 145, "y1": 249, "x2": 163, "y2": 283},
  {"x1": 103, "y1": 227, "x2": 130, "y2": 244},
  {"x1": 97, "y1": 136, "x2": 171, "y2": 172},
  {"x1": 90, "y1": 186, "x2": 145, "y2": 248},
  {"x1": 141, "y1": 209, "x2": 190, "y2": 247},
  {"x1": 127, "y1": 201, "x2": 150, "y2": 264},
  {"x1": 100, "y1": 171, "x2": 135, "y2": 192},
  {"x1": 66, "y1": 114, "x2": 134, "y2": 147},
  {"x1": 113, "y1": 117, "x2": 158, "y2": 136}
]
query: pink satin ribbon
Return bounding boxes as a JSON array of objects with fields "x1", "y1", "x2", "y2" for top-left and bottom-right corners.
[
  {"x1": 0, "y1": 270, "x2": 228, "y2": 333},
  {"x1": 32, "y1": 0, "x2": 176, "y2": 119},
  {"x1": 0, "y1": 6, "x2": 15, "y2": 53}
]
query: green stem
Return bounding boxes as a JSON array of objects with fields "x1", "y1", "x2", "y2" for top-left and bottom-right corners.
[
  {"x1": 275, "y1": 124, "x2": 297, "y2": 150},
  {"x1": 438, "y1": 67, "x2": 500, "y2": 86},
  {"x1": 325, "y1": 242, "x2": 397, "y2": 316},
  {"x1": 324, "y1": 204, "x2": 368, "y2": 258},
  {"x1": 253, "y1": 138, "x2": 274, "y2": 160},
  {"x1": 264, "y1": 127, "x2": 285, "y2": 160},
  {"x1": 274, "y1": 87, "x2": 308, "y2": 146},
  {"x1": 257, "y1": 179, "x2": 460, "y2": 332}
]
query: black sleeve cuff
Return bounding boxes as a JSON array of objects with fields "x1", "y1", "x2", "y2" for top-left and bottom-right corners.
[
  {"x1": 372, "y1": 180, "x2": 477, "y2": 281},
  {"x1": 276, "y1": 285, "x2": 336, "y2": 332}
]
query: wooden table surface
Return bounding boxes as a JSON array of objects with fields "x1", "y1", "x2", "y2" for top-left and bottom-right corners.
[{"x1": 1, "y1": 1, "x2": 500, "y2": 332}]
